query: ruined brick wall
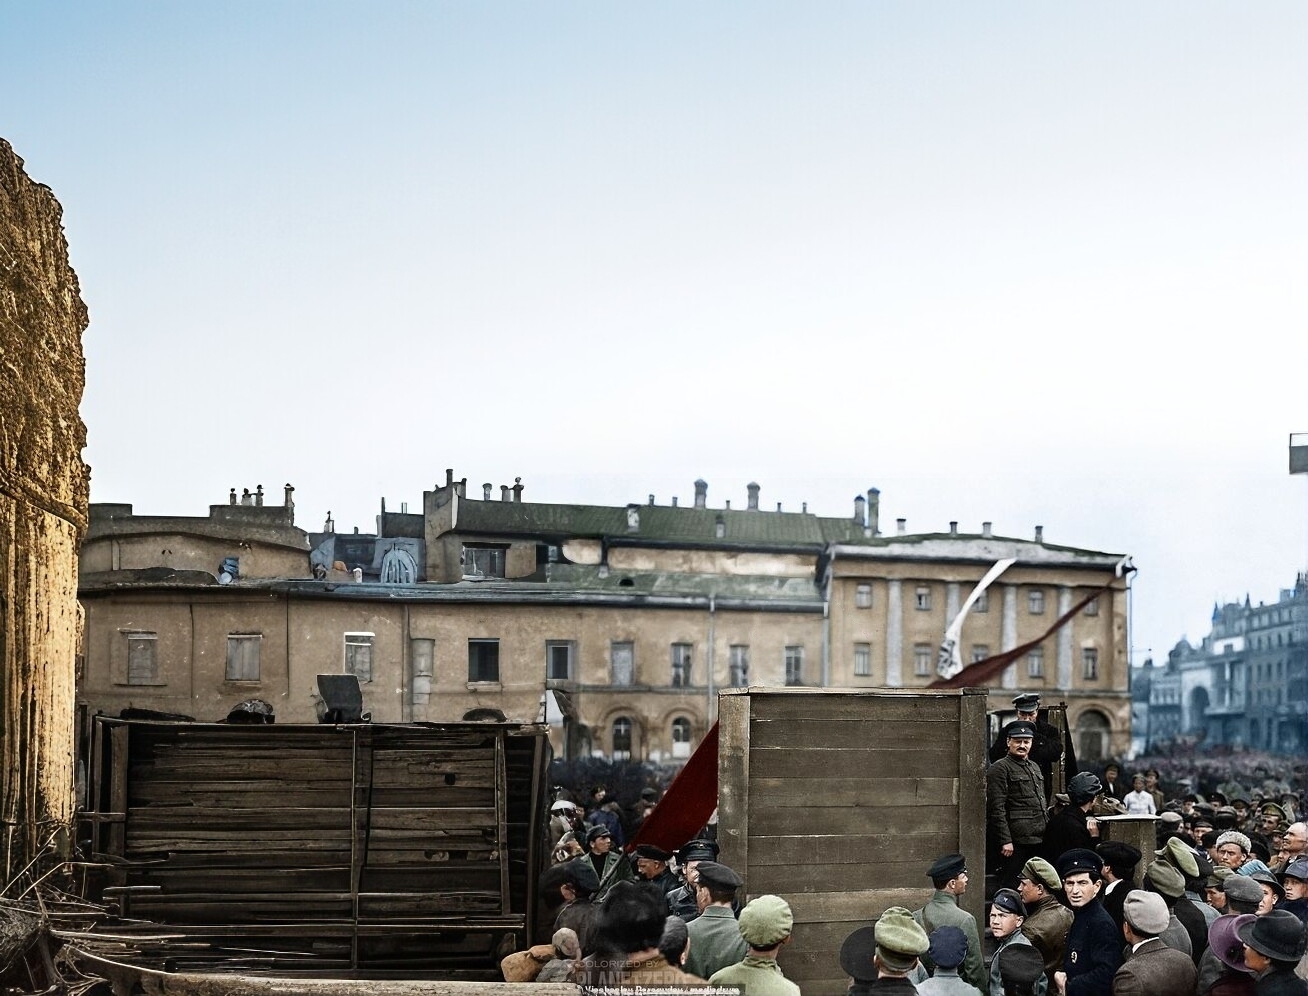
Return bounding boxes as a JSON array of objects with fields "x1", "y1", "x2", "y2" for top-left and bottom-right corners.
[{"x1": 0, "y1": 138, "x2": 89, "y2": 879}]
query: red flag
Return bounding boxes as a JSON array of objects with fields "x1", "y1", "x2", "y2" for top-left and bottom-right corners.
[{"x1": 628, "y1": 722, "x2": 719, "y2": 853}]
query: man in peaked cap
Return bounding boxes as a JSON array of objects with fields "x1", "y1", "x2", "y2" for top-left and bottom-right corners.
[
  {"x1": 988, "y1": 695, "x2": 1071, "y2": 788},
  {"x1": 708, "y1": 894, "x2": 799, "y2": 996},
  {"x1": 1142, "y1": 861, "x2": 1195, "y2": 959},
  {"x1": 914, "y1": 926, "x2": 976, "y2": 996},
  {"x1": 584, "y1": 823, "x2": 633, "y2": 902},
  {"x1": 1278, "y1": 855, "x2": 1308, "y2": 924},
  {"x1": 1017, "y1": 856, "x2": 1073, "y2": 985},
  {"x1": 551, "y1": 857, "x2": 600, "y2": 954},
  {"x1": 840, "y1": 907, "x2": 931, "y2": 994},
  {"x1": 666, "y1": 838, "x2": 719, "y2": 921},
  {"x1": 1113, "y1": 890, "x2": 1198, "y2": 996},
  {"x1": 1152, "y1": 836, "x2": 1212, "y2": 955},
  {"x1": 999, "y1": 945, "x2": 1047, "y2": 996},
  {"x1": 633, "y1": 843, "x2": 677, "y2": 896},
  {"x1": 915, "y1": 853, "x2": 987, "y2": 993},
  {"x1": 682, "y1": 861, "x2": 747, "y2": 981},
  {"x1": 989, "y1": 889, "x2": 1046, "y2": 996},
  {"x1": 988, "y1": 721, "x2": 1049, "y2": 892},
  {"x1": 1053, "y1": 849, "x2": 1122, "y2": 996}
]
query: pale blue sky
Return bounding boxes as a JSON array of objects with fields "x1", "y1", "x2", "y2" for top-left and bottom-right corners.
[{"x1": 4, "y1": 2, "x2": 1307, "y2": 664}]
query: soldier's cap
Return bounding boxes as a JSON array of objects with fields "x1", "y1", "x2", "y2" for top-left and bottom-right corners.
[
  {"x1": 561, "y1": 857, "x2": 600, "y2": 894},
  {"x1": 1208, "y1": 792, "x2": 1229, "y2": 806},
  {"x1": 1281, "y1": 856, "x2": 1308, "y2": 883},
  {"x1": 1012, "y1": 693, "x2": 1041, "y2": 711},
  {"x1": 838, "y1": 925, "x2": 879, "y2": 983},
  {"x1": 584, "y1": 824, "x2": 611, "y2": 844},
  {"x1": 738, "y1": 894, "x2": 793, "y2": 947},
  {"x1": 991, "y1": 889, "x2": 1026, "y2": 917},
  {"x1": 1237, "y1": 909, "x2": 1308, "y2": 962},
  {"x1": 926, "y1": 853, "x2": 967, "y2": 882},
  {"x1": 1146, "y1": 860, "x2": 1186, "y2": 899},
  {"x1": 1096, "y1": 841, "x2": 1141, "y2": 873},
  {"x1": 1209, "y1": 914, "x2": 1254, "y2": 972},
  {"x1": 1231, "y1": 797, "x2": 1250, "y2": 809},
  {"x1": 633, "y1": 843, "x2": 671, "y2": 862},
  {"x1": 1216, "y1": 830, "x2": 1251, "y2": 855},
  {"x1": 1154, "y1": 837, "x2": 1200, "y2": 879},
  {"x1": 1220, "y1": 874, "x2": 1264, "y2": 907},
  {"x1": 926, "y1": 925, "x2": 968, "y2": 970},
  {"x1": 677, "y1": 838, "x2": 719, "y2": 863},
  {"x1": 997, "y1": 944, "x2": 1045, "y2": 987},
  {"x1": 1005, "y1": 720, "x2": 1036, "y2": 739},
  {"x1": 1123, "y1": 890, "x2": 1169, "y2": 936},
  {"x1": 872, "y1": 906, "x2": 930, "y2": 973},
  {"x1": 1056, "y1": 848, "x2": 1102, "y2": 879},
  {"x1": 1249, "y1": 871, "x2": 1285, "y2": 902},
  {"x1": 1261, "y1": 802, "x2": 1288, "y2": 819},
  {"x1": 1020, "y1": 856, "x2": 1062, "y2": 892},
  {"x1": 693, "y1": 861, "x2": 742, "y2": 892},
  {"x1": 1206, "y1": 867, "x2": 1235, "y2": 889}
]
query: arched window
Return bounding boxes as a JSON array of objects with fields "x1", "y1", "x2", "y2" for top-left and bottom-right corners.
[
  {"x1": 612, "y1": 717, "x2": 632, "y2": 761},
  {"x1": 671, "y1": 717, "x2": 692, "y2": 759},
  {"x1": 380, "y1": 547, "x2": 418, "y2": 584},
  {"x1": 1075, "y1": 709, "x2": 1112, "y2": 761}
]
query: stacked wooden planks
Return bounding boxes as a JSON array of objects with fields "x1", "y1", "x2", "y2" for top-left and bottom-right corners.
[{"x1": 82, "y1": 718, "x2": 549, "y2": 977}]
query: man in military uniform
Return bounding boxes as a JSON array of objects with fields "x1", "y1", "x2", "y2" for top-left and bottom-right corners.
[
  {"x1": 838, "y1": 906, "x2": 931, "y2": 994},
  {"x1": 1017, "y1": 856, "x2": 1073, "y2": 985},
  {"x1": 682, "y1": 861, "x2": 746, "y2": 980},
  {"x1": 988, "y1": 693, "x2": 1073, "y2": 802},
  {"x1": 988, "y1": 889, "x2": 1047, "y2": 996},
  {"x1": 666, "y1": 838, "x2": 718, "y2": 921},
  {"x1": 987, "y1": 721, "x2": 1048, "y2": 891},
  {"x1": 632, "y1": 843, "x2": 678, "y2": 896},
  {"x1": 707, "y1": 894, "x2": 800, "y2": 996},
  {"x1": 1052, "y1": 849, "x2": 1121, "y2": 996},
  {"x1": 915, "y1": 852, "x2": 987, "y2": 993}
]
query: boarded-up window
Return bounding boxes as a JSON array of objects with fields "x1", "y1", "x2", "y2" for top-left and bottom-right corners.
[
  {"x1": 126, "y1": 633, "x2": 158, "y2": 685},
  {"x1": 345, "y1": 633, "x2": 374, "y2": 682},
  {"x1": 468, "y1": 639, "x2": 500, "y2": 683},
  {"x1": 226, "y1": 634, "x2": 261, "y2": 681}
]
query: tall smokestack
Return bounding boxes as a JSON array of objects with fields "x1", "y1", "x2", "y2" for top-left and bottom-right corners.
[
  {"x1": 854, "y1": 494, "x2": 866, "y2": 524},
  {"x1": 867, "y1": 488, "x2": 880, "y2": 536},
  {"x1": 694, "y1": 479, "x2": 708, "y2": 509},
  {"x1": 747, "y1": 482, "x2": 760, "y2": 511}
]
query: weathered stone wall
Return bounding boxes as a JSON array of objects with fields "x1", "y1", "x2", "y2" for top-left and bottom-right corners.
[{"x1": 0, "y1": 138, "x2": 88, "y2": 879}]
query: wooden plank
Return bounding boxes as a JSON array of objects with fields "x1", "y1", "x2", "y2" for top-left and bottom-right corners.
[
  {"x1": 747, "y1": 858, "x2": 946, "y2": 895},
  {"x1": 749, "y1": 746, "x2": 955, "y2": 779},
  {"x1": 717, "y1": 694, "x2": 751, "y2": 874},
  {"x1": 367, "y1": 809, "x2": 497, "y2": 831},
  {"x1": 748, "y1": 777, "x2": 958, "y2": 808},
  {"x1": 750, "y1": 692, "x2": 963, "y2": 723},
  {"x1": 773, "y1": 887, "x2": 923, "y2": 923},
  {"x1": 747, "y1": 834, "x2": 957, "y2": 869},
  {"x1": 109, "y1": 725, "x2": 129, "y2": 858},
  {"x1": 957, "y1": 687, "x2": 988, "y2": 929},
  {"x1": 494, "y1": 731, "x2": 509, "y2": 915},
  {"x1": 748, "y1": 803, "x2": 959, "y2": 837},
  {"x1": 750, "y1": 717, "x2": 959, "y2": 747}
]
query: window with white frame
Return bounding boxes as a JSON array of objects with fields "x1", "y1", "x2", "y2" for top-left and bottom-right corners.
[
  {"x1": 546, "y1": 641, "x2": 574, "y2": 681},
  {"x1": 784, "y1": 646, "x2": 804, "y2": 686},
  {"x1": 610, "y1": 641, "x2": 634, "y2": 686},
  {"x1": 344, "y1": 632, "x2": 374, "y2": 682},
  {"x1": 1027, "y1": 646, "x2": 1045, "y2": 678},
  {"x1": 1082, "y1": 647, "x2": 1099, "y2": 681},
  {"x1": 729, "y1": 645, "x2": 750, "y2": 686},
  {"x1": 913, "y1": 643, "x2": 933, "y2": 677},
  {"x1": 855, "y1": 584, "x2": 873, "y2": 608},
  {"x1": 612, "y1": 717, "x2": 633, "y2": 760},
  {"x1": 853, "y1": 642, "x2": 872, "y2": 677},
  {"x1": 671, "y1": 717, "x2": 692, "y2": 759},
  {"x1": 226, "y1": 634, "x2": 261, "y2": 681},
  {"x1": 915, "y1": 586, "x2": 932, "y2": 611},
  {"x1": 1028, "y1": 590, "x2": 1046, "y2": 615},
  {"x1": 670, "y1": 643, "x2": 693, "y2": 687},
  {"x1": 125, "y1": 632, "x2": 159, "y2": 686},
  {"x1": 468, "y1": 639, "x2": 500, "y2": 682}
]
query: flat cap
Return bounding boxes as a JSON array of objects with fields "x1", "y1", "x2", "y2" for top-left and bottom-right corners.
[
  {"x1": 738, "y1": 894, "x2": 793, "y2": 947},
  {"x1": 927, "y1": 853, "x2": 967, "y2": 881},
  {"x1": 991, "y1": 889, "x2": 1026, "y2": 916},
  {"x1": 1155, "y1": 837, "x2": 1200, "y2": 879},
  {"x1": 561, "y1": 857, "x2": 600, "y2": 894},
  {"x1": 927, "y1": 925, "x2": 968, "y2": 969},
  {"x1": 1282, "y1": 856, "x2": 1308, "y2": 882},
  {"x1": 584, "y1": 824, "x2": 612, "y2": 844},
  {"x1": 998, "y1": 944, "x2": 1045, "y2": 987},
  {"x1": 694, "y1": 861, "x2": 742, "y2": 892},
  {"x1": 1012, "y1": 693, "x2": 1041, "y2": 711},
  {"x1": 1146, "y1": 860, "x2": 1186, "y2": 898},
  {"x1": 1221, "y1": 874, "x2": 1264, "y2": 906},
  {"x1": 1217, "y1": 830, "x2": 1251, "y2": 854},
  {"x1": 633, "y1": 843, "x2": 671, "y2": 862},
  {"x1": 1021, "y1": 856, "x2": 1062, "y2": 892},
  {"x1": 873, "y1": 906, "x2": 930, "y2": 973},
  {"x1": 677, "y1": 838, "x2": 719, "y2": 863},
  {"x1": 1057, "y1": 848, "x2": 1102, "y2": 879},
  {"x1": 1005, "y1": 720, "x2": 1036, "y2": 739},
  {"x1": 1097, "y1": 841, "x2": 1142, "y2": 873},
  {"x1": 1124, "y1": 890, "x2": 1169, "y2": 935},
  {"x1": 1159, "y1": 811, "x2": 1184, "y2": 826}
]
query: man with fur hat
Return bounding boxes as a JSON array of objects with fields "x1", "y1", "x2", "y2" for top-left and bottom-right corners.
[
  {"x1": 1041, "y1": 772, "x2": 1103, "y2": 865},
  {"x1": 1111, "y1": 890, "x2": 1197, "y2": 996},
  {"x1": 1018, "y1": 856, "x2": 1073, "y2": 984},
  {"x1": 916, "y1": 853, "x2": 988, "y2": 992},
  {"x1": 916, "y1": 926, "x2": 984, "y2": 996},
  {"x1": 709, "y1": 894, "x2": 800, "y2": 996},
  {"x1": 571, "y1": 880, "x2": 706, "y2": 987},
  {"x1": 1053, "y1": 849, "x2": 1122, "y2": 996},
  {"x1": 1217, "y1": 830, "x2": 1273, "y2": 878},
  {"x1": 989, "y1": 889, "x2": 1046, "y2": 996},
  {"x1": 682, "y1": 861, "x2": 747, "y2": 980},
  {"x1": 838, "y1": 906, "x2": 930, "y2": 994}
]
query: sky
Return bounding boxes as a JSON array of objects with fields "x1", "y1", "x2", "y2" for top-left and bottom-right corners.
[{"x1": 3, "y1": 2, "x2": 1306, "y2": 667}]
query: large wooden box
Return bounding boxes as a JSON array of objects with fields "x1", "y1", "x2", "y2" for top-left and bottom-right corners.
[{"x1": 717, "y1": 687, "x2": 989, "y2": 995}]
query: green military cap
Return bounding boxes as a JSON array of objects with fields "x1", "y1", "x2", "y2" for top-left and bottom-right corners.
[
  {"x1": 738, "y1": 894, "x2": 793, "y2": 947},
  {"x1": 1206, "y1": 866, "x2": 1235, "y2": 889},
  {"x1": 873, "y1": 906, "x2": 929, "y2": 973},
  {"x1": 1145, "y1": 860, "x2": 1186, "y2": 899},
  {"x1": 1155, "y1": 837, "x2": 1200, "y2": 879},
  {"x1": 1020, "y1": 856, "x2": 1062, "y2": 892}
]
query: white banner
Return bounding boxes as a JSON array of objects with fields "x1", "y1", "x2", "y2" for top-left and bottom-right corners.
[{"x1": 937, "y1": 557, "x2": 1018, "y2": 679}]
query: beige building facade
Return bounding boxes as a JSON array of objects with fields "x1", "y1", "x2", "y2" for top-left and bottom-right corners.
[{"x1": 79, "y1": 475, "x2": 1133, "y2": 764}]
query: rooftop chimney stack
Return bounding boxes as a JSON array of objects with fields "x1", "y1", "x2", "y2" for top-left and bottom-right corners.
[
  {"x1": 982, "y1": 521, "x2": 993, "y2": 538},
  {"x1": 483, "y1": 483, "x2": 493, "y2": 500},
  {"x1": 854, "y1": 494, "x2": 866, "y2": 524},
  {"x1": 896, "y1": 518, "x2": 907, "y2": 535},
  {"x1": 777, "y1": 502, "x2": 783, "y2": 512},
  {"x1": 694, "y1": 479, "x2": 708, "y2": 509},
  {"x1": 284, "y1": 484, "x2": 295, "y2": 510},
  {"x1": 867, "y1": 488, "x2": 880, "y2": 536},
  {"x1": 1034, "y1": 525, "x2": 1044, "y2": 543},
  {"x1": 672, "y1": 496, "x2": 679, "y2": 507},
  {"x1": 255, "y1": 484, "x2": 264, "y2": 507},
  {"x1": 747, "y1": 482, "x2": 760, "y2": 511},
  {"x1": 229, "y1": 488, "x2": 237, "y2": 506},
  {"x1": 445, "y1": 468, "x2": 454, "y2": 487},
  {"x1": 648, "y1": 494, "x2": 655, "y2": 506},
  {"x1": 512, "y1": 477, "x2": 524, "y2": 503},
  {"x1": 949, "y1": 521, "x2": 958, "y2": 535},
  {"x1": 500, "y1": 485, "x2": 511, "y2": 501},
  {"x1": 802, "y1": 502, "x2": 808, "y2": 513},
  {"x1": 724, "y1": 500, "x2": 731, "y2": 510}
]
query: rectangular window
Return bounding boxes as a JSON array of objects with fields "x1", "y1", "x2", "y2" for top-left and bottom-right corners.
[
  {"x1": 1082, "y1": 647, "x2": 1099, "y2": 681},
  {"x1": 914, "y1": 643, "x2": 933, "y2": 677},
  {"x1": 729, "y1": 645, "x2": 750, "y2": 686},
  {"x1": 344, "y1": 632, "x2": 374, "y2": 682},
  {"x1": 610, "y1": 641, "x2": 634, "y2": 686},
  {"x1": 461, "y1": 544, "x2": 507, "y2": 579},
  {"x1": 671, "y1": 643, "x2": 693, "y2": 687},
  {"x1": 1084, "y1": 597, "x2": 1099, "y2": 617},
  {"x1": 974, "y1": 590, "x2": 989, "y2": 613},
  {"x1": 126, "y1": 632, "x2": 159, "y2": 686},
  {"x1": 1028, "y1": 590, "x2": 1046, "y2": 615},
  {"x1": 1027, "y1": 646, "x2": 1045, "y2": 678},
  {"x1": 915, "y1": 586, "x2": 932, "y2": 611},
  {"x1": 468, "y1": 639, "x2": 500, "y2": 683},
  {"x1": 784, "y1": 646, "x2": 804, "y2": 686},
  {"x1": 546, "y1": 641, "x2": 574, "y2": 681},
  {"x1": 225, "y1": 634, "x2": 261, "y2": 681},
  {"x1": 855, "y1": 584, "x2": 873, "y2": 609},
  {"x1": 853, "y1": 643, "x2": 872, "y2": 677},
  {"x1": 970, "y1": 644, "x2": 990, "y2": 663}
]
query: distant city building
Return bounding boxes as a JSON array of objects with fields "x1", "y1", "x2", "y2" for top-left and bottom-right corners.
[
  {"x1": 1134, "y1": 576, "x2": 1308, "y2": 753},
  {"x1": 78, "y1": 473, "x2": 1133, "y2": 762}
]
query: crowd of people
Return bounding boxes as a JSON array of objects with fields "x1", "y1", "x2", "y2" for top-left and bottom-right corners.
[{"x1": 501, "y1": 692, "x2": 1307, "y2": 994}]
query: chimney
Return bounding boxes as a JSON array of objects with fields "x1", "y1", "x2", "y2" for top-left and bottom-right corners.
[
  {"x1": 672, "y1": 496, "x2": 679, "y2": 507},
  {"x1": 1034, "y1": 525, "x2": 1044, "y2": 543},
  {"x1": 949, "y1": 521, "x2": 958, "y2": 535},
  {"x1": 512, "y1": 477, "x2": 524, "y2": 503},
  {"x1": 802, "y1": 502, "x2": 808, "y2": 513},
  {"x1": 854, "y1": 494, "x2": 866, "y2": 524},
  {"x1": 483, "y1": 483, "x2": 493, "y2": 500},
  {"x1": 648, "y1": 494, "x2": 655, "y2": 506},
  {"x1": 747, "y1": 482, "x2": 760, "y2": 511},
  {"x1": 255, "y1": 484, "x2": 264, "y2": 507},
  {"x1": 284, "y1": 483, "x2": 295, "y2": 510},
  {"x1": 241, "y1": 488, "x2": 252, "y2": 506},
  {"x1": 324, "y1": 511, "x2": 335, "y2": 533},
  {"x1": 724, "y1": 500, "x2": 731, "y2": 510},
  {"x1": 896, "y1": 518, "x2": 907, "y2": 535},
  {"x1": 229, "y1": 487, "x2": 237, "y2": 505},
  {"x1": 445, "y1": 468, "x2": 454, "y2": 487},
  {"x1": 456, "y1": 478, "x2": 466, "y2": 498},
  {"x1": 400, "y1": 502, "x2": 407, "y2": 513},
  {"x1": 694, "y1": 479, "x2": 708, "y2": 509},
  {"x1": 982, "y1": 521, "x2": 993, "y2": 538},
  {"x1": 777, "y1": 502, "x2": 783, "y2": 512},
  {"x1": 867, "y1": 488, "x2": 880, "y2": 536},
  {"x1": 501, "y1": 485, "x2": 511, "y2": 501}
]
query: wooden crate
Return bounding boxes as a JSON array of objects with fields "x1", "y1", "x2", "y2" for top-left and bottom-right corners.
[{"x1": 717, "y1": 687, "x2": 988, "y2": 996}]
